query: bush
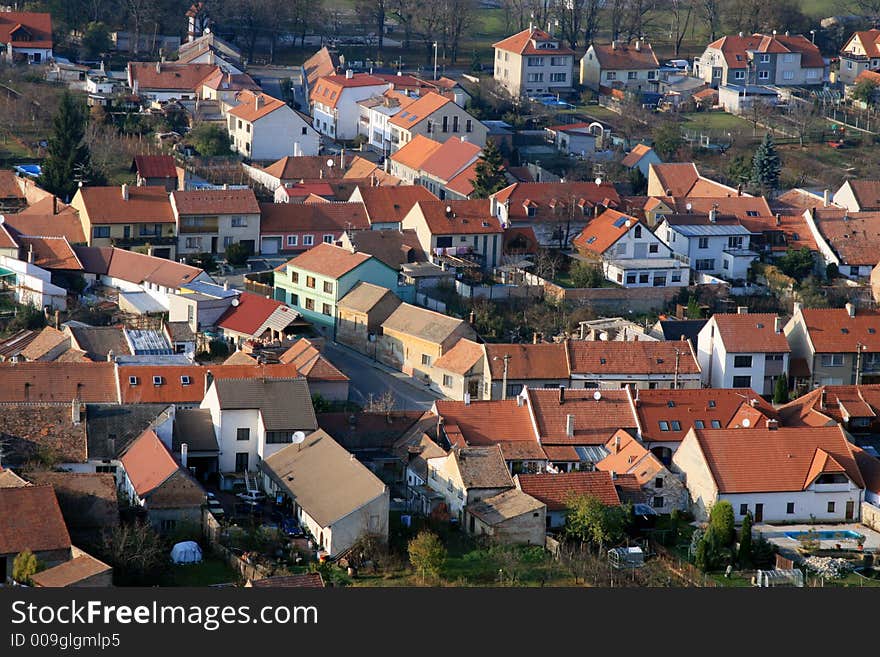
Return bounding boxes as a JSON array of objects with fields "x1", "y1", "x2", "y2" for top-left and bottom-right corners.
[
  {"x1": 208, "y1": 338, "x2": 230, "y2": 359},
  {"x1": 12, "y1": 550, "x2": 40, "y2": 584},
  {"x1": 225, "y1": 242, "x2": 250, "y2": 267},
  {"x1": 708, "y1": 501, "x2": 735, "y2": 547},
  {"x1": 189, "y1": 123, "x2": 232, "y2": 157},
  {"x1": 569, "y1": 261, "x2": 604, "y2": 288}
]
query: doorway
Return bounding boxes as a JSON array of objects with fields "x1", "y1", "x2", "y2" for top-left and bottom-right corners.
[
  {"x1": 754, "y1": 503, "x2": 763, "y2": 522},
  {"x1": 845, "y1": 500, "x2": 855, "y2": 520},
  {"x1": 235, "y1": 452, "x2": 249, "y2": 472}
]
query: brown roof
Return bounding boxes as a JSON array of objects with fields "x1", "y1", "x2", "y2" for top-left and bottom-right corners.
[
  {"x1": 389, "y1": 135, "x2": 443, "y2": 171},
  {"x1": 572, "y1": 208, "x2": 641, "y2": 255},
  {"x1": 120, "y1": 429, "x2": 179, "y2": 498},
  {"x1": 411, "y1": 200, "x2": 501, "y2": 235},
  {"x1": 799, "y1": 307, "x2": 880, "y2": 353},
  {"x1": 216, "y1": 292, "x2": 296, "y2": 337},
  {"x1": 133, "y1": 155, "x2": 177, "y2": 179},
  {"x1": 25, "y1": 472, "x2": 118, "y2": 531},
  {"x1": 354, "y1": 185, "x2": 438, "y2": 225},
  {"x1": 445, "y1": 160, "x2": 482, "y2": 198},
  {"x1": 199, "y1": 69, "x2": 260, "y2": 93},
  {"x1": 388, "y1": 92, "x2": 452, "y2": 128},
  {"x1": 345, "y1": 228, "x2": 425, "y2": 268},
  {"x1": 280, "y1": 242, "x2": 374, "y2": 278},
  {"x1": 526, "y1": 387, "x2": 637, "y2": 445},
  {"x1": 0, "y1": 468, "x2": 28, "y2": 488},
  {"x1": 419, "y1": 138, "x2": 482, "y2": 182},
  {"x1": 76, "y1": 186, "x2": 175, "y2": 225},
  {"x1": 31, "y1": 553, "x2": 112, "y2": 587},
  {"x1": 567, "y1": 340, "x2": 700, "y2": 375},
  {"x1": 853, "y1": 445, "x2": 880, "y2": 494},
  {"x1": 0, "y1": 403, "x2": 88, "y2": 464},
  {"x1": 636, "y1": 387, "x2": 775, "y2": 443},
  {"x1": 261, "y1": 155, "x2": 348, "y2": 181},
  {"x1": 620, "y1": 144, "x2": 654, "y2": 168},
  {"x1": 4, "y1": 197, "x2": 86, "y2": 244},
  {"x1": 433, "y1": 339, "x2": 484, "y2": 375},
  {"x1": 17, "y1": 236, "x2": 82, "y2": 270},
  {"x1": 485, "y1": 343, "x2": 569, "y2": 380},
  {"x1": 0, "y1": 485, "x2": 70, "y2": 555},
  {"x1": 20, "y1": 326, "x2": 69, "y2": 361},
  {"x1": 310, "y1": 74, "x2": 388, "y2": 109},
  {"x1": 0, "y1": 169, "x2": 24, "y2": 199},
  {"x1": 435, "y1": 399, "x2": 537, "y2": 445},
  {"x1": 686, "y1": 426, "x2": 863, "y2": 493},
  {"x1": 841, "y1": 180, "x2": 880, "y2": 210},
  {"x1": 710, "y1": 313, "x2": 791, "y2": 353},
  {"x1": 0, "y1": 362, "x2": 118, "y2": 403},
  {"x1": 259, "y1": 202, "x2": 369, "y2": 234},
  {"x1": 649, "y1": 162, "x2": 735, "y2": 197},
  {"x1": 493, "y1": 27, "x2": 575, "y2": 56},
  {"x1": 128, "y1": 62, "x2": 218, "y2": 92},
  {"x1": 172, "y1": 188, "x2": 259, "y2": 215},
  {"x1": 304, "y1": 47, "x2": 340, "y2": 88},
  {"x1": 492, "y1": 181, "x2": 622, "y2": 222},
  {"x1": 0, "y1": 12, "x2": 52, "y2": 49},
  {"x1": 591, "y1": 41, "x2": 659, "y2": 70},
  {"x1": 811, "y1": 207, "x2": 880, "y2": 265},
  {"x1": 779, "y1": 385, "x2": 880, "y2": 427},
  {"x1": 278, "y1": 338, "x2": 349, "y2": 382},
  {"x1": 91, "y1": 247, "x2": 204, "y2": 288},
  {"x1": 466, "y1": 488, "x2": 545, "y2": 524},
  {"x1": 845, "y1": 30, "x2": 880, "y2": 58},
  {"x1": 707, "y1": 33, "x2": 824, "y2": 69},
  {"x1": 517, "y1": 471, "x2": 620, "y2": 510},
  {"x1": 448, "y1": 445, "x2": 514, "y2": 489},
  {"x1": 227, "y1": 90, "x2": 288, "y2": 122},
  {"x1": 595, "y1": 430, "x2": 665, "y2": 485}
]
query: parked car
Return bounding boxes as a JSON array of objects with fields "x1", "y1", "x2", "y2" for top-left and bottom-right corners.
[
  {"x1": 281, "y1": 517, "x2": 306, "y2": 538},
  {"x1": 237, "y1": 490, "x2": 266, "y2": 503}
]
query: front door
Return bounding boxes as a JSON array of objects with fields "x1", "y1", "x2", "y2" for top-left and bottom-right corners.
[
  {"x1": 754, "y1": 503, "x2": 763, "y2": 522},
  {"x1": 846, "y1": 500, "x2": 855, "y2": 520},
  {"x1": 467, "y1": 378, "x2": 480, "y2": 398},
  {"x1": 211, "y1": 236, "x2": 218, "y2": 253},
  {"x1": 235, "y1": 452, "x2": 249, "y2": 472}
]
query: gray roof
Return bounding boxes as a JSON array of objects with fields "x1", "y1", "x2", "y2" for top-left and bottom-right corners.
[
  {"x1": 86, "y1": 404, "x2": 172, "y2": 459},
  {"x1": 453, "y1": 445, "x2": 514, "y2": 490},
  {"x1": 466, "y1": 488, "x2": 544, "y2": 525},
  {"x1": 261, "y1": 429, "x2": 388, "y2": 527},
  {"x1": 173, "y1": 408, "x2": 219, "y2": 453},
  {"x1": 381, "y1": 303, "x2": 468, "y2": 344},
  {"x1": 337, "y1": 282, "x2": 399, "y2": 314},
  {"x1": 213, "y1": 377, "x2": 318, "y2": 432},
  {"x1": 668, "y1": 223, "x2": 754, "y2": 237},
  {"x1": 68, "y1": 326, "x2": 131, "y2": 361}
]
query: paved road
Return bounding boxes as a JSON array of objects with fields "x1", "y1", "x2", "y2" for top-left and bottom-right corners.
[{"x1": 322, "y1": 341, "x2": 442, "y2": 411}]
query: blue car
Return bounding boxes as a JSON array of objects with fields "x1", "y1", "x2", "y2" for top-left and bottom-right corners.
[{"x1": 281, "y1": 517, "x2": 306, "y2": 537}]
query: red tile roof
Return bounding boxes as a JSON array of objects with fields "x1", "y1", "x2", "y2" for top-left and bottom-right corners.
[
  {"x1": 492, "y1": 181, "x2": 622, "y2": 222},
  {"x1": 435, "y1": 399, "x2": 538, "y2": 445},
  {"x1": 3, "y1": 197, "x2": 86, "y2": 244},
  {"x1": 0, "y1": 362, "x2": 118, "y2": 403},
  {"x1": 485, "y1": 342, "x2": 569, "y2": 380},
  {"x1": 572, "y1": 208, "x2": 641, "y2": 255},
  {"x1": 280, "y1": 242, "x2": 374, "y2": 278},
  {"x1": 278, "y1": 338, "x2": 348, "y2": 381},
  {"x1": 388, "y1": 92, "x2": 452, "y2": 128},
  {"x1": 411, "y1": 200, "x2": 502, "y2": 235},
  {"x1": 133, "y1": 155, "x2": 177, "y2": 179},
  {"x1": 433, "y1": 339, "x2": 484, "y2": 375},
  {"x1": 120, "y1": 429, "x2": 179, "y2": 498},
  {"x1": 0, "y1": 485, "x2": 70, "y2": 555},
  {"x1": 591, "y1": 41, "x2": 659, "y2": 70},
  {"x1": 799, "y1": 307, "x2": 880, "y2": 352},
  {"x1": 227, "y1": 90, "x2": 287, "y2": 122},
  {"x1": 0, "y1": 12, "x2": 52, "y2": 49},
  {"x1": 844, "y1": 30, "x2": 880, "y2": 58},
  {"x1": 354, "y1": 185, "x2": 438, "y2": 225},
  {"x1": 779, "y1": 385, "x2": 880, "y2": 427},
  {"x1": 88, "y1": 247, "x2": 204, "y2": 289},
  {"x1": 853, "y1": 445, "x2": 880, "y2": 494},
  {"x1": 686, "y1": 425, "x2": 863, "y2": 493},
  {"x1": 810, "y1": 207, "x2": 880, "y2": 266},
  {"x1": 389, "y1": 134, "x2": 443, "y2": 171},
  {"x1": 76, "y1": 185, "x2": 175, "y2": 225},
  {"x1": 419, "y1": 138, "x2": 482, "y2": 182},
  {"x1": 526, "y1": 387, "x2": 637, "y2": 445},
  {"x1": 128, "y1": 62, "x2": 218, "y2": 92},
  {"x1": 216, "y1": 292, "x2": 295, "y2": 336},
  {"x1": 595, "y1": 430, "x2": 664, "y2": 485},
  {"x1": 709, "y1": 313, "x2": 790, "y2": 353},
  {"x1": 261, "y1": 155, "x2": 348, "y2": 181},
  {"x1": 517, "y1": 471, "x2": 620, "y2": 510},
  {"x1": 172, "y1": 188, "x2": 259, "y2": 215},
  {"x1": 493, "y1": 27, "x2": 575, "y2": 56},
  {"x1": 444, "y1": 160, "x2": 482, "y2": 198},
  {"x1": 840, "y1": 179, "x2": 880, "y2": 210},
  {"x1": 310, "y1": 74, "x2": 388, "y2": 109},
  {"x1": 649, "y1": 163, "x2": 736, "y2": 197},
  {"x1": 707, "y1": 33, "x2": 824, "y2": 69},
  {"x1": 567, "y1": 340, "x2": 700, "y2": 375},
  {"x1": 634, "y1": 387, "x2": 774, "y2": 443},
  {"x1": 16, "y1": 236, "x2": 82, "y2": 270},
  {"x1": 620, "y1": 144, "x2": 654, "y2": 168},
  {"x1": 303, "y1": 47, "x2": 340, "y2": 88},
  {"x1": 259, "y1": 202, "x2": 369, "y2": 234}
]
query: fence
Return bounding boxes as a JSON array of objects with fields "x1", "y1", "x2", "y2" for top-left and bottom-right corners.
[
  {"x1": 454, "y1": 280, "x2": 543, "y2": 301},
  {"x1": 415, "y1": 292, "x2": 446, "y2": 313},
  {"x1": 650, "y1": 541, "x2": 718, "y2": 588},
  {"x1": 244, "y1": 271, "x2": 274, "y2": 297}
]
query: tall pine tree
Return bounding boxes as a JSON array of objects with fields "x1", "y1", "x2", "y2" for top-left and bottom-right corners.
[
  {"x1": 751, "y1": 132, "x2": 781, "y2": 195},
  {"x1": 469, "y1": 140, "x2": 506, "y2": 199},
  {"x1": 38, "y1": 92, "x2": 104, "y2": 201}
]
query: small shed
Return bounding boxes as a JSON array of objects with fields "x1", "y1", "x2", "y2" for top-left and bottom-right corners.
[{"x1": 608, "y1": 546, "x2": 645, "y2": 569}]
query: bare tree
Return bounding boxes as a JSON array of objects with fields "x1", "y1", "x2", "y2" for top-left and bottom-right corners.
[
  {"x1": 555, "y1": 0, "x2": 603, "y2": 49},
  {"x1": 665, "y1": 0, "x2": 695, "y2": 56},
  {"x1": 700, "y1": 0, "x2": 723, "y2": 42}
]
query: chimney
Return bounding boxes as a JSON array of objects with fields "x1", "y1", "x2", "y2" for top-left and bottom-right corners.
[
  {"x1": 121, "y1": 183, "x2": 129, "y2": 201},
  {"x1": 738, "y1": 31, "x2": 744, "y2": 37},
  {"x1": 609, "y1": 470, "x2": 616, "y2": 480},
  {"x1": 565, "y1": 414, "x2": 574, "y2": 437},
  {"x1": 71, "y1": 398, "x2": 81, "y2": 425},
  {"x1": 765, "y1": 418, "x2": 779, "y2": 430},
  {"x1": 737, "y1": 306, "x2": 749, "y2": 315},
  {"x1": 52, "y1": 195, "x2": 58, "y2": 214},
  {"x1": 346, "y1": 69, "x2": 354, "y2": 79},
  {"x1": 785, "y1": 30, "x2": 790, "y2": 37},
  {"x1": 516, "y1": 395, "x2": 524, "y2": 407},
  {"x1": 846, "y1": 302, "x2": 856, "y2": 318},
  {"x1": 612, "y1": 40, "x2": 619, "y2": 50},
  {"x1": 635, "y1": 40, "x2": 641, "y2": 51},
  {"x1": 533, "y1": 332, "x2": 539, "y2": 344},
  {"x1": 181, "y1": 443, "x2": 188, "y2": 468},
  {"x1": 54, "y1": 310, "x2": 60, "y2": 330},
  {"x1": 27, "y1": 244, "x2": 34, "y2": 264},
  {"x1": 319, "y1": 168, "x2": 324, "y2": 179},
  {"x1": 340, "y1": 147, "x2": 345, "y2": 169},
  {"x1": 774, "y1": 316, "x2": 783, "y2": 334},
  {"x1": 709, "y1": 204, "x2": 718, "y2": 223},
  {"x1": 464, "y1": 392, "x2": 471, "y2": 405},
  {"x1": 613, "y1": 434, "x2": 621, "y2": 453},
  {"x1": 820, "y1": 388, "x2": 826, "y2": 410},
  {"x1": 559, "y1": 386, "x2": 565, "y2": 404},
  {"x1": 205, "y1": 369, "x2": 214, "y2": 397},
  {"x1": 736, "y1": 184, "x2": 742, "y2": 197},
  {"x1": 823, "y1": 189, "x2": 830, "y2": 207},
  {"x1": 155, "y1": 61, "x2": 161, "y2": 74},
  {"x1": 775, "y1": 213, "x2": 781, "y2": 227},
  {"x1": 254, "y1": 94, "x2": 262, "y2": 110},
  {"x1": 106, "y1": 349, "x2": 115, "y2": 362}
]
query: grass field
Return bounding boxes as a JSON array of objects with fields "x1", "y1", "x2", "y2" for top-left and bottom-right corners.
[{"x1": 165, "y1": 559, "x2": 239, "y2": 587}]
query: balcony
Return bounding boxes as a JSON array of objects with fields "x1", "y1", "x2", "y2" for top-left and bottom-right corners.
[{"x1": 112, "y1": 235, "x2": 177, "y2": 248}]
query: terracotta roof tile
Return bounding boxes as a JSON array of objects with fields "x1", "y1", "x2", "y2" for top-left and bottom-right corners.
[
  {"x1": 259, "y1": 201, "x2": 369, "y2": 234},
  {"x1": 410, "y1": 200, "x2": 502, "y2": 235},
  {"x1": 811, "y1": 207, "x2": 880, "y2": 265},
  {"x1": 309, "y1": 73, "x2": 388, "y2": 109},
  {"x1": 227, "y1": 90, "x2": 287, "y2": 122},
  {"x1": 16, "y1": 236, "x2": 82, "y2": 270},
  {"x1": 799, "y1": 308, "x2": 880, "y2": 352},
  {"x1": 0, "y1": 169, "x2": 24, "y2": 200},
  {"x1": 280, "y1": 242, "x2": 374, "y2": 278},
  {"x1": 433, "y1": 339, "x2": 484, "y2": 375},
  {"x1": 4, "y1": 197, "x2": 86, "y2": 244},
  {"x1": 620, "y1": 144, "x2": 654, "y2": 168},
  {"x1": 853, "y1": 444, "x2": 880, "y2": 494},
  {"x1": 707, "y1": 34, "x2": 823, "y2": 69},
  {"x1": 709, "y1": 313, "x2": 790, "y2": 353},
  {"x1": 0, "y1": 362, "x2": 118, "y2": 403},
  {"x1": 591, "y1": 41, "x2": 659, "y2": 70},
  {"x1": 345, "y1": 228, "x2": 425, "y2": 268},
  {"x1": 303, "y1": 47, "x2": 340, "y2": 88},
  {"x1": 0, "y1": 485, "x2": 70, "y2": 555},
  {"x1": 444, "y1": 159, "x2": 482, "y2": 197},
  {"x1": 261, "y1": 155, "x2": 348, "y2": 181},
  {"x1": 354, "y1": 185, "x2": 438, "y2": 225},
  {"x1": 128, "y1": 62, "x2": 218, "y2": 92},
  {"x1": 0, "y1": 12, "x2": 52, "y2": 49},
  {"x1": 133, "y1": 155, "x2": 177, "y2": 179},
  {"x1": 388, "y1": 92, "x2": 452, "y2": 128},
  {"x1": 172, "y1": 188, "x2": 259, "y2": 215},
  {"x1": 31, "y1": 553, "x2": 112, "y2": 587},
  {"x1": 485, "y1": 343, "x2": 569, "y2": 380},
  {"x1": 526, "y1": 387, "x2": 637, "y2": 445},
  {"x1": 76, "y1": 185, "x2": 174, "y2": 225},
  {"x1": 568, "y1": 340, "x2": 700, "y2": 375},
  {"x1": 389, "y1": 134, "x2": 443, "y2": 171},
  {"x1": 517, "y1": 471, "x2": 620, "y2": 510},
  {"x1": 493, "y1": 27, "x2": 575, "y2": 55},
  {"x1": 120, "y1": 429, "x2": 179, "y2": 497},
  {"x1": 572, "y1": 208, "x2": 641, "y2": 254},
  {"x1": 278, "y1": 338, "x2": 348, "y2": 382},
  {"x1": 686, "y1": 426, "x2": 863, "y2": 494},
  {"x1": 846, "y1": 30, "x2": 880, "y2": 58},
  {"x1": 216, "y1": 292, "x2": 295, "y2": 336},
  {"x1": 492, "y1": 181, "x2": 621, "y2": 223},
  {"x1": 595, "y1": 430, "x2": 664, "y2": 485}
]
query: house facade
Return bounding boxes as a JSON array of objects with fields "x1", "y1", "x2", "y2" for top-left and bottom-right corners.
[
  {"x1": 838, "y1": 30, "x2": 880, "y2": 85},
  {"x1": 388, "y1": 92, "x2": 487, "y2": 151},
  {"x1": 171, "y1": 188, "x2": 260, "y2": 256},
  {"x1": 226, "y1": 91, "x2": 320, "y2": 160},
  {"x1": 493, "y1": 27, "x2": 576, "y2": 98},
  {"x1": 580, "y1": 40, "x2": 659, "y2": 92},
  {"x1": 310, "y1": 72, "x2": 391, "y2": 140}
]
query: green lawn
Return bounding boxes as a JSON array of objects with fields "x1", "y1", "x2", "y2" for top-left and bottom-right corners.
[
  {"x1": 680, "y1": 111, "x2": 754, "y2": 134},
  {"x1": 165, "y1": 558, "x2": 239, "y2": 587}
]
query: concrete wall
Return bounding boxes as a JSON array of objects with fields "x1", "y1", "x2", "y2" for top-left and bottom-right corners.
[
  {"x1": 862, "y1": 501, "x2": 880, "y2": 531},
  {"x1": 671, "y1": 430, "x2": 719, "y2": 521},
  {"x1": 467, "y1": 505, "x2": 546, "y2": 546}
]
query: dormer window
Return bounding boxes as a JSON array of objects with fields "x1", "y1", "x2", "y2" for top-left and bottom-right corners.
[
  {"x1": 129, "y1": 376, "x2": 138, "y2": 386},
  {"x1": 153, "y1": 376, "x2": 163, "y2": 386},
  {"x1": 181, "y1": 375, "x2": 192, "y2": 385}
]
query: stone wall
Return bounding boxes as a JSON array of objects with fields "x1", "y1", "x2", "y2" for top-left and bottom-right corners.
[{"x1": 862, "y1": 501, "x2": 880, "y2": 532}]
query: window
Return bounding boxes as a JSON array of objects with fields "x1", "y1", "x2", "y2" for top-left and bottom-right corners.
[
  {"x1": 319, "y1": 303, "x2": 330, "y2": 316},
  {"x1": 649, "y1": 243, "x2": 659, "y2": 254},
  {"x1": 606, "y1": 71, "x2": 617, "y2": 81},
  {"x1": 550, "y1": 72, "x2": 566, "y2": 82},
  {"x1": 783, "y1": 53, "x2": 795, "y2": 63},
  {"x1": 634, "y1": 225, "x2": 642, "y2": 238},
  {"x1": 740, "y1": 503, "x2": 749, "y2": 516},
  {"x1": 671, "y1": 271, "x2": 682, "y2": 282},
  {"x1": 647, "y1": 70, "x2": 656, "y2": 80},
  {"x1": 551, "y1": 56, "x2": 567, "y2": 66},
  {"x1": 93, "y1": 226, "x2": 110, "y2": 238},
  {"x1": 305, "y1": 297, "x2": 314, "y2": 311},
  {"x1": 527, "y1": 56, "x2": 544, "y2": 66},
  {"x1": 302, "y1": 126, "x2": 308, "y2": 135},
  {"x1": 728, "y1": 236, "x2": 743, "y2": 249},
  {"x1": 152, "y1": 376, "x2": 163, "y2": 386},
  {"x1": 266, "y1": 431, "x2": 292, "y2": 444},
  {"x1": 653, "y1": 496, "x2": 664, "y2": 508},
  {"x1": 653, "y1": 274, "x2": 666, "y2": 287},
  {"x1": 323, "y1": 281, "x2": 333, "y2": 294},
  {"x1": 180, "y1": 375, "x2": 191, "y2": 385},
  {"x1": 628, "y1": 71, "x2": 638, "y2": 80},
  {"x1": 237, "y1": 428, "x2": 250, "y2": 441},
  {"x1": 96, "y1": 465, "x2": 117, "y2": 474},
  {"x1": 185, "y1": 237, "x2": 201, "y2": 249},
  {"x1": 443, "y1": 374, "x2": 453, "y2": 387},
  {"x1": 759, "y1": 54, "x2": 770, "y2": 63},
  {"x1": 506, "y1": 383, "x2": 524, "y2": 397},
  {"x1": 758, "y1": 70, "x2": 770, "y2": 80},
  {"x1": 303, "y1": 235, "x2": 314, "y2": 246},
  {"x1": 290, "y1": 271, "x2": 299, "y2": 284},
  {"x1": 670, "y1": 421, "x2": 681, "y2": 431},
  {"x1": 708, "y1": 400, "x2": 716, "y2": 408},
  {"x1": 827, "y1": 501, "x2": 835, "y2": 513},
  {"x1": 639, "y1": 273, "x2": 649, "y2": 284},
  {"x1": 231, "y1": 217, "x2": 247, "y2": 227},
  {"x1": 783, "y1": 70, "x2": 794, "y2": 81},
  {"x1": 695, "y1": 259, "x2": 714, "y2": 271},
  {"x1": 659, "y1": 421, "x2": 670, "y2": 431},
  {"x1": 223, "y1": 236, "x2": 233, "y2": 248},
  {"x1": 820, "y1": 354, "x2": 844, "y2": 367},
  {"x1": 452, "y1": 116, "x2": 459, "y2": 132},
  {"x1": 711, "y1": 420, "x2": 722, "y2": 429},
  {"x1": 441, "y1": 116, "x2": 448, "y2": 132},
  {"x1": 527, "y1": 73, "x2": 544, "y2": 82},
  {"x1": 698, "y1": 237, "x2": 709, "y2": 249},
  {"x1": 287, "y1": 235, "x2": 298, "y2": 247},
  {"x1": 466, "y1": 119, "x2": 473, "y2": 132},
  {"x1": 786, "y1": 502, "x2": 795, "y2": 514},
  {"x1": 694, "y1": 420, "x2": 705, "y2": 429},
  {"x1": 654, "y1": 477, "x2": 664, "y2": 489},
  {"x1": 732, "y1": 375, "x2": 751, "y2": 387},
  {"x1": 626, "y1": 273, "x2": 637, "y2": 284},
  {"x1": 421, "y1": 354, "x2": 432, "y2": 367},
  {"x1": 734, "y1": 355, "x2": 753, "y2": 368},
  {"x1": 734, "y1": 70, "x2": 745, "y2": 80},
  {"x1": 128, "y1": 376, "x2": 138, "y2": 386},
  {"x1": 306, "y1": 276, "x2": 316, "y2": 289},
  {"x1": 323, "y1": 234, "x2": 334, "y2": 244}
]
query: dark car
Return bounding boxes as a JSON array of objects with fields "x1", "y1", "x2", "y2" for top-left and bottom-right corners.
[{"x1": 281, "y1": 516, "x2": 306, "y2": 538}]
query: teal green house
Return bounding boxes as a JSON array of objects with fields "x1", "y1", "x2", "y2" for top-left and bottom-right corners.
[{"x1": 274, "y1": 242, "x2": 413, "y2": 334}]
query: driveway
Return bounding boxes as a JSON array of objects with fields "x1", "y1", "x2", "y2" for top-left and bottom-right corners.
[{"x1": 322, "y1": 341, "x2": 443, "y2": 411}]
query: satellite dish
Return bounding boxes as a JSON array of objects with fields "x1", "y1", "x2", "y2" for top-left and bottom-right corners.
[
  {"x1": 292, "y1": 431, "x2": 306, "y2": 444},
  {"x1": 624, "y1": 220, "x2": 632, "y2": 229},
  {"x1": 595, "y1": 177, "x2": 602, "y2": 185},
  {"x1": 593, "y1": 390, "x2": 602, "y2": 402},
  {"x1": 230, "y1": 298, "x2": 240, "y2": 307},
  {"x1": 685, "y1": 202, "x2": 692, "y2": 211},
  {"x1": 742, "y1": 418, "x2": 751, "y2": 428},
  {"x1": 326, "y1": 159, "x2": 335, "y2": 168}
]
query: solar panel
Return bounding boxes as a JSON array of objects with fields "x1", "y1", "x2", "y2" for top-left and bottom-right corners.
[{"x1": 613, "y1": 216, "x2": 627, "y2": 228}]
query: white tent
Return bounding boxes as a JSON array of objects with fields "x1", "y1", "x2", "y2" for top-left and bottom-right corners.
[{"x1": 171, "y1": 541, "x2": 203, "y2": 564}]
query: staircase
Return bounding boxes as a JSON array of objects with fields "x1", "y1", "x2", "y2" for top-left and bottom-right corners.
[{"x1": 244, "y1": 471, "x2": 260, "y2": 493}]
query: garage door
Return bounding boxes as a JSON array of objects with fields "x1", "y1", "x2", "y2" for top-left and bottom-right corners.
[{"x1": 261, "y1": 237, "x2": 282, "y2": 255}]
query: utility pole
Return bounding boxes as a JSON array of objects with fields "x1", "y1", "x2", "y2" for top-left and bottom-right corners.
[{"x1": 433, "y1": 42, "x2": 438, "y2": 81}]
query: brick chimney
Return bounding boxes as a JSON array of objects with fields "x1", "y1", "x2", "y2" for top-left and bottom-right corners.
[
  {"x1": 559, "y1": 386, "x2": 565, "y2": 404},
  {"x1": 846, "y1": 302, "x2": 856, "y2": 318},
  {"x1": 121, "y1": 184, "x2": 129, "y2": 201}
]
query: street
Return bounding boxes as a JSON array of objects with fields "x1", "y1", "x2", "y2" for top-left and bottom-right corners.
[{"x1": 321, "y1": 341, "x2": 442, "y2": 411}]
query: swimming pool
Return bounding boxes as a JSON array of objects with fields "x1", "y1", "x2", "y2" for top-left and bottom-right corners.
[{"x1": 785, "y1": 530, "x2": 864, "y2": 542}]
